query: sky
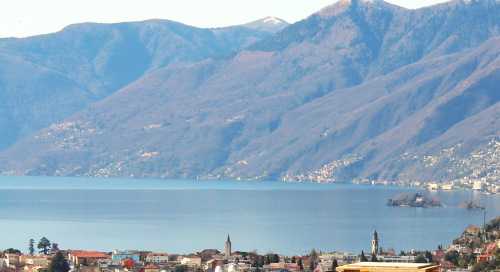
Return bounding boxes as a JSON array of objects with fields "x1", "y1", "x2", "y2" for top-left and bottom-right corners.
[{"x1": 0, "y1": 0, "x2": 450, "y2": 39}]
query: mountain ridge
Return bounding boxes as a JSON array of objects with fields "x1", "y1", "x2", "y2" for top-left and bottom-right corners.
[
  {"x1": 0, "y1": 17, "x2": 288, "y2": 151},
  {"x1": 3, "y1": 0, "x2": 500, "y2": 184}
]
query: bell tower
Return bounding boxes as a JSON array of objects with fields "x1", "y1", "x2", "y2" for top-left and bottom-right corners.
[
  {"x1": 372, "y1": 230, "x2": 379, "y2": 255},
  {"x1": 225, "y1": 234, "x2": 231, "y2": 257}
]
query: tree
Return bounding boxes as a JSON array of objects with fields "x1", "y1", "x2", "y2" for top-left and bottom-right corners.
[
  {"x1": 444, "y1": 250, "x2": 459, "y2": 266},
  {"x1": 252, "y1": 260, "x2": 259, "y2": 267},
  {"x1": 425, "y1": 251, "x2": 433, "y2": 263},
  {"x1": 175, "y1": 265, "x2": 188, "y2": 272},
  {"x1": 387, "y1": 247, "x2": 395, "y2": 256},
  {"x1": 291, "y1": 256, "x2": 296, "y2": 263},
  {"x1": 309, "y1": 260, "x2": 315, "y2": 271},
  {"x1": 29, "y1": 239, "x2": 35, "y2": 256},
  {"x1": 3, "y1": 248, "x2": 21, "y2": 254},
  {"x1": 255, "y1": 267, "x2": 261, "y2": 272},
  {"x1": 414, "y1": 255, "x2": 427, "y2": 263},
  {"x1": 46, "y1": 252, "x2": 70, "y2": 272},
  {"x1": 309, "y1": 248, "x2": 317, "y2": 264},
  {"x1": 265, "y1": 255, "x2": 271, "y2": 265},
  {"x1": 360, "y1": 251, "x2": 368, "y2": 262},
  {"x1": 298, "y1": 258, "x2": 303, "y2": 271},
  {"x1": 399, "y1": 251, "x2": 406, "y2": 256},
  {"x1": 258, "y1": 256, "x2": 264, "y2": 267},
  {"x1": 331, "y1": 260, "x2": 338, "y2": 272},
  {"x1": 379, "y1": 247, "x2": 383, "y2": 254},
  {"x1": 37, "y1": 237, "x2": 51, "y2": 254},
  {"x1": 273, "y1": 254, "x2": 279, "y2": 263},
  {"x1": 370, "y1": 254, "x2": 378, "y2": 262}
]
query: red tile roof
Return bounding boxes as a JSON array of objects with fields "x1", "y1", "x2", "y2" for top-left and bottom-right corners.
[
  {"x1": 70, "y1": 251, "x2": 109, "y2": 258},
  {"x1": 145, "y1": 265, "x2": 160, "y2": 269},
  {"x1": 468, "y1": 226, "x2": 480, "y2": 230},
  {"x1": 148, "y1": 253, "x2": 169, "y2": 256}
]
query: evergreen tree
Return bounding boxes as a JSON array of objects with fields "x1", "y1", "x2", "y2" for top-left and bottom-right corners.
[
  {"x1": 360, "y1": 251, "x2": 368, "y2": 262},
  {"x1": 309, "y1": 248, "x2": 317, "y2": 267},
  {"x1": 255, "y1": 267, "x2": 261, "y2": 272},
  {"x1": 425, "y1": 251, "x2": 433, "y2": 263},
  {"x1": 46, "y1": 251, "x2": 70, "y2": 272},
  {"x1": 273, "y1": 254, "x2": 279, "y2": 263},
  {"x1": 291, "y1": 256, "x2": 296, "y2": 264},
  {"x1": 258, "y1": 256, "x2": 264, "y2": 267},
  {"x1": 265, "y1": 255, "x2": 271, "y2": 265},
  {"x1": 331, "y1": 260, "x2": 338, "y2": 271},
  {"x1": 309, "y1": 261, "x2": 315, "y2": 271},
  {"x1": 414, "y1": 255, "x2": 428, "y2": 263},
  {"x1": 252, "y1": 260, "x2": 259, "y2": 268},
  {"x1": 37, "y1": 237, "x2": 51, "y2": 254},
  {"x1": 298, "y1": 258, "x2": 303, "y2": 271},
  {"x1": 29, "y1": 239, "x2": 35, "y2": 256},
  {"x1": 370, "y1": 254, "x2": 378, "y2": 262}
]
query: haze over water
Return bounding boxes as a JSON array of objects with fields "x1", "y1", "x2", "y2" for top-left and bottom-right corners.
[{"x1": 0, "y1": 175, "x2": 497, "y2": 256}]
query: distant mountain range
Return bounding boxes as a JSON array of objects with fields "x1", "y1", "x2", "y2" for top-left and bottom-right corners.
[
  {"x1": 0, "y1": 17, "x2": 288, "y2": 151},
  {"x1": 2, "y1": 0, "x2": 500, "y2": 184}
]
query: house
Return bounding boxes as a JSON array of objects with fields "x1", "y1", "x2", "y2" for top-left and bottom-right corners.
[
  {"x1": 112, "y1": 250, "x2": 140, "y2": 263},
  {"x1": 336, "y1": 262, "x2": 440, "y2": 272},
  {"x1": 467, "y1": 226, "x2": 481, "y2": 236},
  {"x1": 24, "y1": 265, "x2": 44, "y2": 272},
  {"x1": 477, "y1": 254, "x2": 495, "y2": 263},
  {"x1": 146, "y1": 253, "x2": 169, "y2": 264},
  {"x1": 376, "y1": 256, "x2": 416, "y2": 263},
  {"x1": 144, "y1": 264, "x2": 160, "y2": 272},
  {"x1": 26, "y1": 255, "x2": 50, "y2": 267},
  {"x1": 264, "y1": 263, "x2": 301, "y2": 272},
  {"x1": 200, "y1": 249, "x2": 219, "y2": 260},
  {"x1": 121, "y1": 259, "x2": 136, "y2": 269},
  {"x1": 68, "y1": 251, "x2": 110, "y2": 265},
  {"x1": 477, "y1": 255, "x2": 488, "y2": 263},
  {"x1": 181, "y1": 256, "x2": 201, "y2": 267},
  {"x1": 4, "y1": 254, "x2": 19, "y2": 264},
  {"x1": 493, "y1": 230, "x2": 500, "y2": 236}
]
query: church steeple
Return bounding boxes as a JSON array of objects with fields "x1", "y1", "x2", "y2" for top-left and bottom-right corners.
[
  {"x1": 225, "y1": 234, "x2": 231, "y2": 257},
  {"x1": 372, "y1": 230, "x2": 379, "y2": 255}
]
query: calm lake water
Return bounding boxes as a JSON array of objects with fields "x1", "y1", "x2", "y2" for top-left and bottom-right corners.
[{"x1": 0, "y1": 175, "x2": 498, "y2": 256}]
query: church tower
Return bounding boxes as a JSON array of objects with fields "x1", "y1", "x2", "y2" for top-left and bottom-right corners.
[
  {"x1": 371, "y1": 230, "x2": 379, "y2": 255},
  {"x1": 225, "y1": 234, "x2": 231, "y2": 257}
]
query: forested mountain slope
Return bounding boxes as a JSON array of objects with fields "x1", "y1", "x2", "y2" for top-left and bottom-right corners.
[
  {"x1": 0, "y1": 18, "x2": 287, "y2": 151},
  {"x1": 2, "y1": 0, "x2": 500, "y2": 184}
]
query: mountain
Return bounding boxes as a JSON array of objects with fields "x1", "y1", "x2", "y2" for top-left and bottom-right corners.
[
  {"x1": 241, "y1": 16, "x2": 290, "y2": 34},
  {"x1": 3, "y1": 0, "x2": 500, "y2": 184},
  {"x1": 0, "y1": 18, "x2": 288, "y2": 151}
]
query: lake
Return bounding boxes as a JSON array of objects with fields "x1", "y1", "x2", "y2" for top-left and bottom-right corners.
[{"x1": 0, "y1": 175, "x2": 497, "y2": 256}]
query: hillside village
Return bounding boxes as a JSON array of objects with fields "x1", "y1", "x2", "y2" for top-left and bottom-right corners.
[{"x1": 5, "y1": 218, "x2": 500, "y2": 272}]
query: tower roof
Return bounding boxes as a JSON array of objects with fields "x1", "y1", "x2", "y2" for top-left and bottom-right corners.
[
  {"x1": 227, "y1": 234, "x2": 230, "y2": 243},
  {"x1": 373, "y1": 230, "x2": 378, "y2": 237}
]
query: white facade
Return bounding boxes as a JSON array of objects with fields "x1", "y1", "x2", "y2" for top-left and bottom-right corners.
[
  {"x1": 473, "y1": 180, "x2": 484, "y2": 190},
  {"x1": 146, "y1": 253, "x2": 169, "y2": 264}
]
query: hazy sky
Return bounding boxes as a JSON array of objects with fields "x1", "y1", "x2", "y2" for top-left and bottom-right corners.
[{"x1": 0, "y1": 0, "x2": 449, "y2": 38}]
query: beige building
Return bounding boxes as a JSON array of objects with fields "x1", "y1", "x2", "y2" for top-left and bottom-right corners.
[
  {"x1": 26, "y1": 256, "x2": 49, "y2": 266},
  {"x1": 181, "y1": 256, "x2": 202, "y2": 267},
  {"x1": 336, "y1": 262, "x2": 439, "y2": 272}
]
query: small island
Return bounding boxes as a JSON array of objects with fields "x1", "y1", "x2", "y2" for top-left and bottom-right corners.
[
  {"x1": 387, "y1": 193, "x2": 444, "y2": 207},
  {"x1": 458, "y1": 200, "x2": 485, "y2": 210}
]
